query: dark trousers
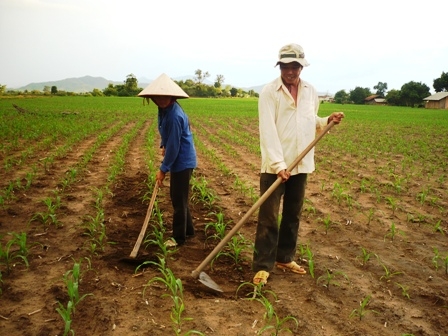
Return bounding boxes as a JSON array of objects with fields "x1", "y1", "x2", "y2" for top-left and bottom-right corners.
[
  {"x1": 170, "y1": 168, "x2": 194, "y2": 244},
  {"x1": 252, "y1": 173, "x2": 307, "y2": 272}
]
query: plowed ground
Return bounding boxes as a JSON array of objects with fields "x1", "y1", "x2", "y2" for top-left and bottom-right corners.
[{"x1": 0, "y1": 101, "x2": 447, "y2": 336}]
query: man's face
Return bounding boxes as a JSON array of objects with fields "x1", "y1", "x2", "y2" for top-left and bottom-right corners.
[
  {"x1": 151, "y1": 96, "x2": 172, "y2": 108},
  {"x1": 279, "y1": 62, "x2": 302, "y2": 85}
]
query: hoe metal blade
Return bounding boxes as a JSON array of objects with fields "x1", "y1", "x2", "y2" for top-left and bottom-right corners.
[{"x1": 198, "y1": 271, "x2": 223, "y2": 292}]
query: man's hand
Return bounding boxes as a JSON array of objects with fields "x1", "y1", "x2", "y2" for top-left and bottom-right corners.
[
  {"x1": 328, "y1": 112, "x2": 344, "y2": 124},
  {"x1": 278, "y1": 169, "x2": 290, "y2": 183},
  {"x1": 156, "y1": 170, "x2": 166, "y2": 186}
]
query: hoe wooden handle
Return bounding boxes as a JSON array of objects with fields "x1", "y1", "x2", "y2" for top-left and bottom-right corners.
[
  {"x1": 129, "y1": 181, "x2": 159, "y2": 258},
  {"x1": 191, "y1": 121, "x2": 336, "y2": 279}
]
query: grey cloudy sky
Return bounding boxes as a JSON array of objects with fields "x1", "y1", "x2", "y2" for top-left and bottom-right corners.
[{"x1": 1, "y1": 0, "x2": 447, "y2": 94}]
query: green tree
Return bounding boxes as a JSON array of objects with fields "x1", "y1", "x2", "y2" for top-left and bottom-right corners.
[
  {"x1": 400, "y1": 81, "x2": 431, "y2": 107},
  {"x1": 433, "y1": 71, "x2": 448, "y2": 92},
  {"x1": 214, "y1": 74, "x2": 225, "y2": 88},
  {"x1": 0, "y1": 84, "x2": 6, "y2": 95},
  {"x1": 51, "y1": 86, "x2": 58, "y2": 95},
  {"x1": 349, "y1": 87, "x2": 371, "y2": 105},
  {"x1": 385, "y1": 89, "x2": 402, "y2": 106},
  {"x1": 103, "y1": 83, "x2": 118, "y2": 96},
  {"x1": 194, "y1": 69, "x2": 210, "y2": 84},
  {"x1": 373, "y1": 82, "x2": 388, "y2": 96},
  {"x1": 334, "y1": 90, "x2": 349, "y2": 104},
  {"x1": 91, "y1": 88, "x2": 103, "y2": 96},
  {"x1": 230, "y1": 87, "x2": 238, "y2": 97},
  {"x1": 125, "y1": 73, "x2": 138, "y2": 91}
]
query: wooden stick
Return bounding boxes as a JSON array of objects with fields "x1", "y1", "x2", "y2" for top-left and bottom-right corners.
[
  {"x1": 28, "y1": 309, "x2": 41, "y2": 316},
  {"x1": 129, "y1": 181, "x2": 159, "y2": 258}
]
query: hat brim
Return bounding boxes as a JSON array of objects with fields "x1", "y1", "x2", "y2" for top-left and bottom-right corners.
[
  {"x1": 276, "y1": 58, "x2": 310, "y2": 67},
  {"x1": 137, "y1": 73, "x2": 189, "y2": 99}
]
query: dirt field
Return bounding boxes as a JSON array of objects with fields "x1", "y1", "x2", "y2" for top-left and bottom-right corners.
[{"x1": 0, "y1": 106, "x2": 447, "y2": 336}]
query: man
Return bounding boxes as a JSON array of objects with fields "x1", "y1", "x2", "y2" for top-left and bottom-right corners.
[
  {"x1": 138, "y1": 73, "x2": 197, "y2": 247},
  {"x1": 252, "y1": 44, "x2": 344, "y2": 285}
]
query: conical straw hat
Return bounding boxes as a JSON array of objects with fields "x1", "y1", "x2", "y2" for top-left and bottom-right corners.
[{"x1": 137, "y1": 73, "x2": 189, "y2": 99}]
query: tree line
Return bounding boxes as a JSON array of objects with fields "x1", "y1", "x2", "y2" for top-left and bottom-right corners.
[
  {"x1": 2, "y1": 71, "x2": 447, "y2": 106},
  {"x1": 333, "y1": 72, "x2": 448, "y2": 107}
]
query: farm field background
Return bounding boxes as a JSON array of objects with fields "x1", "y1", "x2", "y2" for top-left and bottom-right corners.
[{"x1": 0, "y1": 96, "x2": 447, "y2": 336}]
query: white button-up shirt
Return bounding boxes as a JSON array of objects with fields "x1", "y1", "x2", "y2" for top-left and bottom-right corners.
[{"x1": 259, "y1": 77, "x2": 328, "y2": 175}]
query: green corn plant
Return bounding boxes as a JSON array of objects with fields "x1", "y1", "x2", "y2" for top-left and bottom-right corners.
[
  {"x1": 63, "y1": 262, "x2": 93, "y2": 313},
  {"x1": 320, "y1": 214, "x2": 333, "y2": 234},
  {"x1": 385, "y1": 196, "x2": 398, "y2": 216},
  {"x1": 363, "y1": 208, "x2": 375, "y2": 225},
  {"x1": 143, "y1": 223, "x2": 176, "y2": 260},
  {"x1": 143, "y1": 259, "x2": 181, "y2": 299},
  {"x1": 56, "y1": 300, "x2": 74, "y2": 336},
  {"x1": 305, "y1": 245, "x2": 315, "y2": 278},
  {"x1": 316, "y1": 269, "x2": 349, "y2": 290},
  {"x1": 384, "y1": 222, "x2": 404, "y2": 242},
  {"x1": 204, "y1": 211, "x2": 228, "y2": 243},
  {"x1": 256, "y1": 294, "x2": 298, "y2": 335},
  {"x1": 416, "y1": 186, "x2": 429, "y2": 205},
  {"x1": 395, "y1": 283, "x2": 410, "y2": 299},
  {"x1": 378, "y1": 259, "x2": 402, "y2": 281},
  {"x1": 432, "y1": 247, "x2": 440, "y2": 270},
  {"x1": 433, "y1": 220, "x2": 444, "y2": 235},
  {"x1": 0, "y1": 232, "x2": 31, "y2": 274},
  {"x1": 169, "y1": 291, "x2": 203, "y2": 335},
  {"x1": 212, "y1": 233, "x2": 249, "y2": 270},
  {"x1": 357, "y1": 247, "x2": 375, "y2": 266},
  {"x1": 349, "y1": 294, "x2": 379, "y2": 320}
]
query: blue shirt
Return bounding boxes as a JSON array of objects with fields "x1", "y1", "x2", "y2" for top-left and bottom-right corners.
[{"x1": 158, "y1": 102, "x2": 197, "y2": 173}]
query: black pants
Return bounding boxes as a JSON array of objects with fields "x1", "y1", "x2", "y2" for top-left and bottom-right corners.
[
  {"x1": 252, "y1": 173, "x2": 307, "y2": 272},
  {"x1": 170, "y1": 168, "x2": 194, "y2": 244}
]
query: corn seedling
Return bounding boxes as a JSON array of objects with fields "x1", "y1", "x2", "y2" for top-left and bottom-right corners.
[
  {"x1": 320, "y1": 214, "x2": 333, "y2": 234},
  {"x1": 204, "y1": 211, "x2": 228, "y2": 243},
  {"x1": 256, "y1": 293, "x2": 298, "y2": 335},
  {"x1": 305, "y1": 244, "x2": 315, "y2": 278},
  {"x1": 432, "y1": 247, "x2": 440, "y2": 271},
  {"x1": 385, "y1": 196, "x2": 399, "y2": 216},
  {"x1": 349, "y1": 294, "x2": 379, "y2": 321},
  {"x1": 0, "y1": 232, "x2": 31, "y2": 274},
  {"x1": 357, "y1": 247, "x2": 376, "y2": 266},
  {"x1": 143, "y1": 223, "x2": 177, "y2": 260},
  {"x1": 212, "y1": 233, "x2": 249, "y2": 270},
  {"x1": 30, "y1": 195, "x2": 62, "y2": 226},
  {"x1": 443, "y1": 255, "x2": 448, "y2": 275},
  {"x1": 363, "y1": 208, "x2": 375, "y2": 225},
  {"x1": 433, "y1": 220, "x2": 444, "y2": 235},
  {"x1": 63, "y1": 261, "x2": 93, "y2": 313},
  {"x1": 143, "y1": 259, "x2": 182, "y2": 299},
  {"x1": 416, "y1": 187, "x2": 429, "y2": 205},
  {"x1": 395, "y1": 283, "x2": 410, "y2": 299},
  {"x1": 384, "y1": 222, "x2": 404, "y2": 242},
  {"x1": 56, "y1": 300, "x2": 74, "y2": 336},
  {"x1": 378, "y1": 259, "x2": 402, "y2": 281},
  {"x1": 316, "y1": 269, "x2": 349, "y2": 290}
]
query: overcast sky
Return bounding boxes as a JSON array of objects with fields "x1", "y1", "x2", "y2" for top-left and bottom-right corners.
[{"x1": 1, "y1": 0, "x2": 447, "y2": 94}]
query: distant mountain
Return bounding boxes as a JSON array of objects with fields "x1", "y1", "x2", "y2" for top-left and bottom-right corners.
[
  {"x1": 13, "y1": 75, "x2": 330, "y2": 96},
  {"x1": 16, "y1": 76, "x2": 122, "y2": 93}
]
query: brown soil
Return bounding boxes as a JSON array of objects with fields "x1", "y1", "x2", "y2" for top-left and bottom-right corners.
[{"x1": 0, "y1": 115, "x2": 447, "y2": 336}]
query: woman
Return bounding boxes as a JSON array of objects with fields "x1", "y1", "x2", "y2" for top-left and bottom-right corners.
[{"x1": 138, "y1": 73, "x2": 197, "y2": 247}]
